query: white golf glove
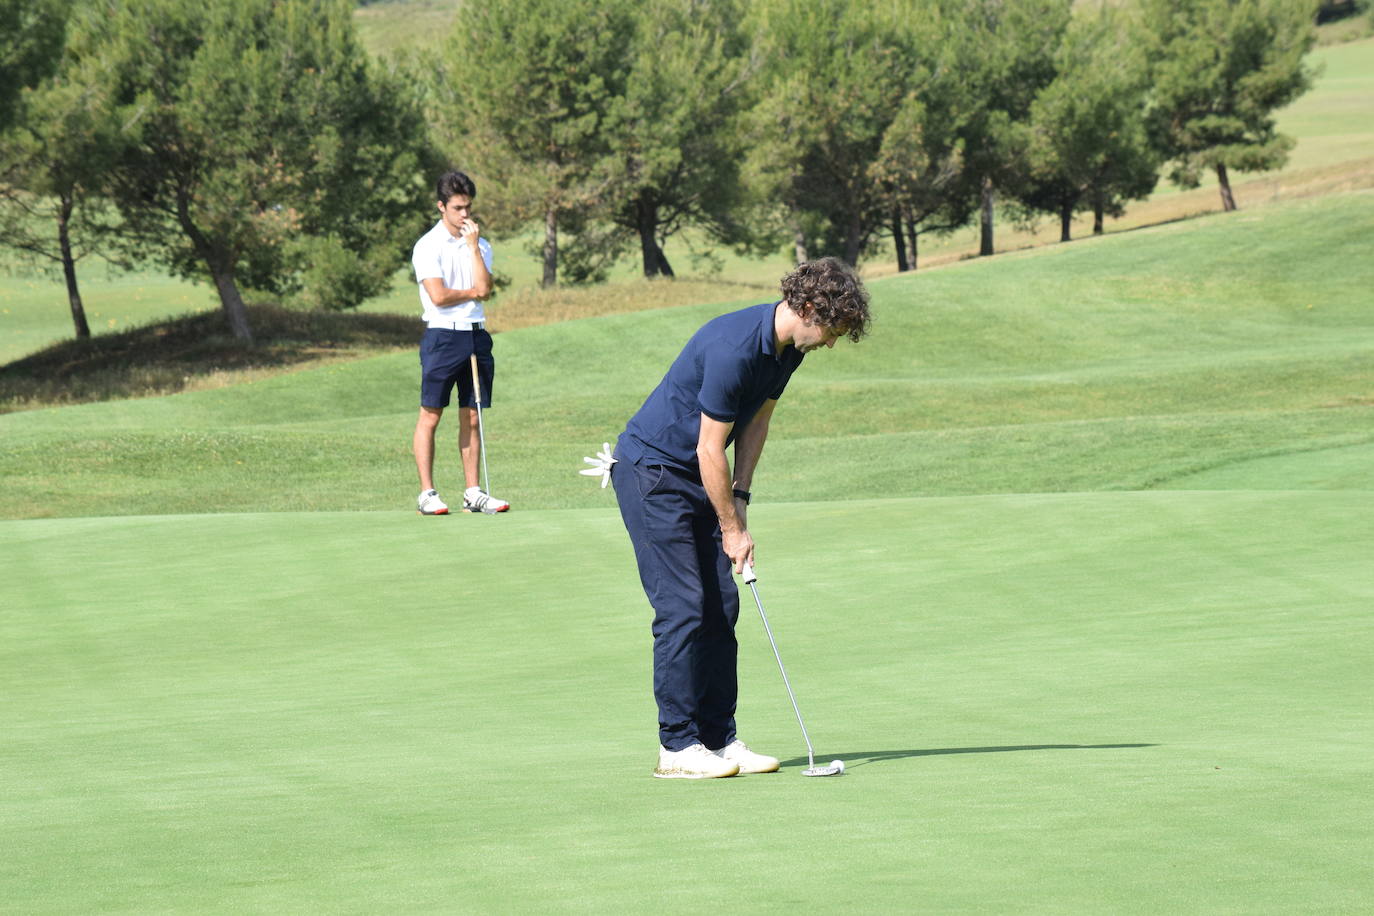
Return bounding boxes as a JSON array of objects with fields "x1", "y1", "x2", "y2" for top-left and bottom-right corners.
[{"x1": 579, "y1": 442, "x2": 617, "y2": 488}]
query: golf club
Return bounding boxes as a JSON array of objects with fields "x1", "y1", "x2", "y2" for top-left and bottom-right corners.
[
  {"x1": 740, "y1": 562, "x2": 844, "y2": 777},
  {"x1": 468, "y1": 353, "x2": 497, "y2": 514}
]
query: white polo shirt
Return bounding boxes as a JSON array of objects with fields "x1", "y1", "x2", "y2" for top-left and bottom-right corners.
[{"x1": 411, "y1": 220, "x2": 494, "y2": 326}]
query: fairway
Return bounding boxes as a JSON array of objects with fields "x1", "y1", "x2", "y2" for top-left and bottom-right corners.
[
  {"x1": 3, "y1": 491, "x2": 1371, "y2": 911},
  {"x1": 2, "y1": 185, "x2": 1370, "y2": 911}
]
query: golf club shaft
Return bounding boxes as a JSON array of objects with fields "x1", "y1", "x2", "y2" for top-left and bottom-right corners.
[
  {"x1": 469, "y1": 353, "x2": 490, "y2": 494},
  {"x1": 744, "y1": 574, "x2": 817, "y2": 770}
]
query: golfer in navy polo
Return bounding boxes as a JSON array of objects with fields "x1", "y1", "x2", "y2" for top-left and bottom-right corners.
[{"x1": 611, "y1": 258, "x2": 872, "y2": 779}]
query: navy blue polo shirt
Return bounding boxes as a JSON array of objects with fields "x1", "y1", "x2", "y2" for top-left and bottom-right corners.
[{"x1": 618, "y1": 302, "x2": 804, "y2": 472}]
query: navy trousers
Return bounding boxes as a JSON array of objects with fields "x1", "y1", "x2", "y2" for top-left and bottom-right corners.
[{"x1": 612, "y1": 458, "x2": 740, "y2": 752}]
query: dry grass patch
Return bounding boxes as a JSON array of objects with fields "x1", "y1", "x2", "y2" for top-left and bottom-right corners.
[{"x1": 484, "y1": 277, "x2": 775, "y2": 332}]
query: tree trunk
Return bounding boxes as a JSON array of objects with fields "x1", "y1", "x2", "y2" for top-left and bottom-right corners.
[
  {"x1": 891, "y1": 207, "x2": 909, "y2": 272},
  {"x1": 542, "y1": 207, "x2": 558, "y2": 288},
  {"x1": 653, "y1": 244, "x2": 675, "y2": 278},
  {"x1": 637, "y1": 197, "x2": 662, "y2": 279},
  {"x1": 1216, "y1": 163, "x2": 1237, "y2": 212},
  {"x1": 789, "y1": 209, "x2": 808, "y2": 265},
  {"x1": 979, "y1": 177, "x2": 995, "y2": 256},
  {"x1": 210, "y1": 267, "x2": 254, "y2": 342},
  {"x1": 57, "y1": 194, "x2": 90, "y2": 340},
  {"x1": 905, "y1": 207, "x2": 918, "y2": 271},
  {"x1": 176, "y1": 191, "x2": 253, "y2": 341},
  {"x1": 1093, "y1": 191, "x2": 1105, "y2": 235},
  {"x1": 843, "y1": 213, "x2": 862, "y2": 266},
  {"x1": 1060, "y1": 200, "x2": 1073, "y2": 243}
]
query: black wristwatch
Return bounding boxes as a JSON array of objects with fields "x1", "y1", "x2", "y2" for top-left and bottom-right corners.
[{"x1": 732, "y1": 488, "x2": 751, "y2": 505}]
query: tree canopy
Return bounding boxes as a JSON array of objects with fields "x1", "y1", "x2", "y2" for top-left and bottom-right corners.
[
  {"x1": 0, "y1": 0, "x2": 67, "y2": 129},
  {"x1": 1141, "y1": 0, "x2": 1318, "y2": 211},
  {"x1": 65, "y1": 0, "x2": 441, "y2": 339},
  {"x1": 1, "y1": 0, "x2": 1331, "y2": 340}
]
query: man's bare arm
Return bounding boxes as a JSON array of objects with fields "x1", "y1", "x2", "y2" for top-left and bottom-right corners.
[
  {"x1": 730, "y1": 398, "x2": 776, "y2": 494},
  {"x1": 698, "y1": 414, "x2": 753, "y2": 573}
]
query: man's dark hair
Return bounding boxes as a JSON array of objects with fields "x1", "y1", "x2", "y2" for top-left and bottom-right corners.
[
  {"x1": 780, "y1": 257, "x2": 871, "y2": 342},
  {"x1": 436, "y1": 170, "x2": 477, "y2": 202}
]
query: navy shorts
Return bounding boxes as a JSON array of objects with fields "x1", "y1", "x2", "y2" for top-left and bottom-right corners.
[{"x1": 419, "y1": 327, "x2": 494, "y2": 409}]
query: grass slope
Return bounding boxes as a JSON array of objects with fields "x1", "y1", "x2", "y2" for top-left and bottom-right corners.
[
  {"x1": 1, "y1": 192, "x2": 1370, "y2": 519},
  {"x1": 3, "y1": 493, "x2": 1370, "y2": 911},
  {"x1": 3, "y1": 37, "x2": 1371, "y2": 365}
]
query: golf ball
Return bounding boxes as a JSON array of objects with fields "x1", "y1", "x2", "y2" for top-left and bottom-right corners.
[{"x1": 830, "y1": 759, "x2": 845, "y2": 773}]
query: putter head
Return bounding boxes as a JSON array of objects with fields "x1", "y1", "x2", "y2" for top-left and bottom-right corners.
[{"x1": 802, "y1": 760, "x2": 845, "y2": 777}]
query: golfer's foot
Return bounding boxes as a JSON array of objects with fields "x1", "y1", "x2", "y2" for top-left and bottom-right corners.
[
  {"x1": 654, "y1": 743, "x2": 740, "y2": 779},
  {"x1": 463, "y1": 487, "x2": 510, "y2": 513},
  {"x1": 711, "y1": 740, "x2": 780, "y2": 774},
  {"x1": 417, "y1": 489, "x2": 449, "y2": 515}
]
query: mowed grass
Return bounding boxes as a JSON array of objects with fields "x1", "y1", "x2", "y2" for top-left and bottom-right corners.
[
  {"x1": 2, "y1": 191, "x2": 1371, "y2": 519},
  {"x1": 1, "y1": 188, "x2": 1370, "y2": 910},
  {"x1": 0, "y1": 266, "x2": 209, "y2": 365},
  {"x1": 2, "y1": 492, "x2": 1371, "y2": 911}
]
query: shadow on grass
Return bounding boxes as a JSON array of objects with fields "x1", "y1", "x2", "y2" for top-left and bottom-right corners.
[
  {"x1": 781, "y1": 744, "x2": 1157, "y2": 769},
  {"x1": 0, "y1": 303, "x2": 421, "y2": 413}
]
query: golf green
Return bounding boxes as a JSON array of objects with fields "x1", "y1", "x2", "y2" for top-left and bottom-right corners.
[{"x1": 3, "y1": 491, "x2": 1369, "y2": 911}]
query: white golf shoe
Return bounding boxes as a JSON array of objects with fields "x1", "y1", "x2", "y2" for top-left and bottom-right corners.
[
  {"x1": 463, "y1": 487, "x2": 510, "y2": 513},
  {"x1": 417, "y1": 489, "x2": 449, "y2": 515},
  {"x1": 711, "y1": 740, "x2": 780, "y2": 774},
  {"x1": 654, "y1": 743, "x2": 740, "y2": 779}
]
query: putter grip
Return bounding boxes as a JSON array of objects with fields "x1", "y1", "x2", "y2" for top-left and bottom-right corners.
[{"x1": 741, "y1": 561, "x2": 758, "y2": 585}]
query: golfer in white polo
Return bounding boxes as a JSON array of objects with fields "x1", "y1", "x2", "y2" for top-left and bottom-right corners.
[{"x1": 411, "y1": 169, "x2": 509, "y2": 515}]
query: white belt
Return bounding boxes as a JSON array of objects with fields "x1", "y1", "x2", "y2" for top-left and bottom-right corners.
[{"x1": 428, "y1": 319, "x2": 484, "y2": 331}]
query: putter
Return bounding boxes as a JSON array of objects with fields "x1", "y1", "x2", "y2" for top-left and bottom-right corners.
[
  {"x1": 741, "y1": 562, "x2": 844, "y2": 777},
  {"x1": 468, "y1": 353, "x2": 498, "y2": 514}
]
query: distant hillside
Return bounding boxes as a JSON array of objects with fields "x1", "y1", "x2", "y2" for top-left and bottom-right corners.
[{"x1": 354, "y1": 0, "x2": 459, "y2": 57}]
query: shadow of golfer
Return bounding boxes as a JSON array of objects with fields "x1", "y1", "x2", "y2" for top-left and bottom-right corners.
[{"x1": 780, "y1": 743, "x2": 1156, "y2": 769}]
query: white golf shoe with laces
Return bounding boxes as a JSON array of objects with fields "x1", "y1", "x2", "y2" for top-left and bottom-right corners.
[
  {"x1": 417, "y1": 489, "x2": 449, "y2": 515},
  {"x1": 711, "y1": 740, "x2": 780, "y2": 774},
  {"x1": 654, "y1": 743, "x2": 740, "y2": 779},
  {"x1": 463, "y1": 487, "x2": 510, "y2": 513}
]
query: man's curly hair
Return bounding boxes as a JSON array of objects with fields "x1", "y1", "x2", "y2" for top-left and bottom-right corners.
[{"x1": 779, "y1": 257, "x2": 871, "y2": 343}]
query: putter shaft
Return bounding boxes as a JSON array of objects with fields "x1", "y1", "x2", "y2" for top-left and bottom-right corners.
[
  {"x1": 743, "y1": 567, "x2": 817, "y2": 771},
  {"x1": 469, "y1": 354, "x2": 490, "y2": 495}
]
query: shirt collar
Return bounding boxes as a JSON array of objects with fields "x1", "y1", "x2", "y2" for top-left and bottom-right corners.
[{"x1": 761, "y1": 302, "x2": 780, "y2": 360}]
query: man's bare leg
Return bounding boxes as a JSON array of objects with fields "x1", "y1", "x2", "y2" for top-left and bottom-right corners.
[
  {"x1": 459, "y1": 406, "x2": 480, "y2": 490},
  {"x1": 414, "y1": 406, "x2": 444, "y2": 491}
]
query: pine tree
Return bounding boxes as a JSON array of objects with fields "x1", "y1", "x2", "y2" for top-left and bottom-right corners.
[
  {"x1": 1017, "y1": 5, "x2": 1160, "y2": 241},
  {"x1": 1141, "y1": 0, "x2": 1318, "y2": 211},
  {"x1": 68, "y1": 0, "x2": 441, "y2": 340},
  {"x1": 437, "y1": 0, "x2": 637, "y2": 288}
]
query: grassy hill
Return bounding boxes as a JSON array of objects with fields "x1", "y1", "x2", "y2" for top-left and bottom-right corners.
[
  {"x1": 2, "y1": 190, "x2": 1370, "y2": 519},
  {"x1": 2, "y1": 32, "x2": 1370, "y2": 366}
]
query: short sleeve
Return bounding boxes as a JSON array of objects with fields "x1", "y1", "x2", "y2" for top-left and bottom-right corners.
[
  {"x1": 412, "y1": 235, "x2": 442, "y2": 283},
  {"x1": 697, "y1": 347, "x2": 747, "y2": 423}
]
